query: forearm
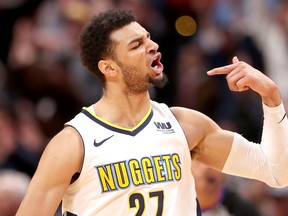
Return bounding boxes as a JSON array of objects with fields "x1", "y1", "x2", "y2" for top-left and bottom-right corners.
[
  {"x1": 261, "y1": 102, "x2": 287, "y2": 162},
  {"x1": 16, "y1": 194, "x2": 60, "y2": 216},
  {"x1": 222, "y1": 102, "x2": 288, "y2": 187}
]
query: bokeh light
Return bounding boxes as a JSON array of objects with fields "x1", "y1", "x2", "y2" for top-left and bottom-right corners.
[{"x1": 175, "y1": 15, "x2": 197, "y2": 37}]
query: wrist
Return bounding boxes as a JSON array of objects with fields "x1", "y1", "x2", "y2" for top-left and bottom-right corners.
[
  {"x1": 263, "y1": 102, "x2": 286, "y2": 124},
  {"x1": 261, "y1": 84, "x2": 281, "y2": 107}
]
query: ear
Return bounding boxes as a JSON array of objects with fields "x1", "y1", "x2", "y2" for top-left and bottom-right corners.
[{"x1": 98, "y1": 60, "x2": 117, "y2": 77}]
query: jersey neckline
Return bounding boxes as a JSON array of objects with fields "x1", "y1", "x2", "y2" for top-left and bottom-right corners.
[{"x1": 81, "y1": 106, "x2": 153, "y2": 136}]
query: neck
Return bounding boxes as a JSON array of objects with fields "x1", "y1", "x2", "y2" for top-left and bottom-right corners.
[{"x1": 93, "y1": 90, "x2": 151, "y2": 128}]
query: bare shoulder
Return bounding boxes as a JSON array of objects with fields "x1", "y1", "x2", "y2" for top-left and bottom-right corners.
[
  {"x1": 170, "y1": 106, "x2": 216, "y2": 125},
  {"x1": 30, "y1": 125, "x2": 84, "y2": 189},
  {"x1": 50, "y1": 125, "x2": 83, "y2": 150},
  {"x1": 170, "y1": 106, "x2": 220, "y2": 134},
  {"x1": 170, "y1": 106, "x2": 220, "y2": 150},
  {"x1": 41, "y1": 126, "x2": 84, "y2": 174},
  {"x1": 15, "y1": 126, "x2": 84, "y2": 215}
]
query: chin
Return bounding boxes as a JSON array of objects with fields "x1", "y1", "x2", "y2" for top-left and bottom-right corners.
[{"x1": 150, "y1": 73, "x2": 168, "y2": 88}]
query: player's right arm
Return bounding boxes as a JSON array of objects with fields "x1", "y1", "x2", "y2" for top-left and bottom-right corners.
[{"x1": 16, "y1": 126, "x2": 84, "y2": 216}]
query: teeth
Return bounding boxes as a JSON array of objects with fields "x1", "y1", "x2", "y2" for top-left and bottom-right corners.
[{"x1": 153, "y1": 56, "x2": 159, "y2": 64}]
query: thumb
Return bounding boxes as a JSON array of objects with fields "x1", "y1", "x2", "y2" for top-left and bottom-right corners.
[{"x1": 232, "y1": 56, "x2": 239, "y2": 64}]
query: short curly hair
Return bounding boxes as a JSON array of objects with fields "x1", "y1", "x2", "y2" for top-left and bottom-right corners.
[{"x1": 79, "y1": 9, "x2": 136, "y2": 84}]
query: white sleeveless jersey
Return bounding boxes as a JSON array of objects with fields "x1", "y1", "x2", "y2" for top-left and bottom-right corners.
[{"x1": 63, "y1": 101, "x2": 200, "y2": 216}]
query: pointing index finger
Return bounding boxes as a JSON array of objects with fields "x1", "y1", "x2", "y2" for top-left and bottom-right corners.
[{"x1": 207, "y1": 63, "x2": 238, "y2": 76}]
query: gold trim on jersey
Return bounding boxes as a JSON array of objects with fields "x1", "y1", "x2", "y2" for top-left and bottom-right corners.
[{"x1": 82, "y1": 105, "x2": 152, "y2": 132}]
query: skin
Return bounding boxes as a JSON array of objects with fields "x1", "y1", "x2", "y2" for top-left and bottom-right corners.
[{"x1": 16, "y1": 21, "x2": 282, "y2": 216}]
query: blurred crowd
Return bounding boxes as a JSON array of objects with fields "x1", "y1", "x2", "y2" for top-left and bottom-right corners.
[{"x1": 1, "y1": 0, "x2": 288, "y2": 215}]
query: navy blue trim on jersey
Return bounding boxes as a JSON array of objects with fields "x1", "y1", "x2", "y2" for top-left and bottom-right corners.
[
  {"x1": 81, "y1": 109, "x2": 153, "y2": 136},
  {"x1": 63, "y1": 211, "x2": 77, "y2": 216},
  {"x1": 279, "y1": 113, "x2": 287, "y2": 123},
  {"x1": 196, "y1": 198, "x2": 202, "y2": 216}
]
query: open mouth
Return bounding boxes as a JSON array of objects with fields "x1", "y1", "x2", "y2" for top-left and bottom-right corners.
[
  {"x1": 152, "y1": 57, "x2": 159, "y2": 67},
  {"x1": 150, "y1": 53, "x2": 164, "y2": 74}
]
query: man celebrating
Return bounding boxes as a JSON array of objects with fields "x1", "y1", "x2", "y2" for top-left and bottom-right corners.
[{"x1": 17, "y1": 9, "x2": 288, "y2": 216}]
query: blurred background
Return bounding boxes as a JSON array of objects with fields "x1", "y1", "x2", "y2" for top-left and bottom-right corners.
[{"x1": 0, "y1": 0, "x2": 288, "y2": 215}]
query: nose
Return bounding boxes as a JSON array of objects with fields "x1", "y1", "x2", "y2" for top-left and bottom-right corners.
[{"x1": 146, "y1": 38, "x2": 159, "y2": 54}]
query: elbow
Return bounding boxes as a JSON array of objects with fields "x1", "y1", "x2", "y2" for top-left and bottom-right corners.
[{"x1": 266, "y1": 166, "x2": 288, "y2": 188}]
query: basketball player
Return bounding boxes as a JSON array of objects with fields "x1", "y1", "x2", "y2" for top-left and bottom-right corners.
[{"x1": 16, "y1": 9, "x2": 288, "y2": 216}]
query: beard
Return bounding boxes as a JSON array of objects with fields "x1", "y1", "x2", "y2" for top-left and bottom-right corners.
[
  {"x1": 119, "y1": 62, "x2": 168, "y2": 95},
  {"x1": 148, "y1": 74, "x2": 168, "y2": 88}
]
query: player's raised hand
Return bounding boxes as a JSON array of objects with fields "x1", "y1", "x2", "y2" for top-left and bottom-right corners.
[{"x1": 207, "y1": 56, "x2": 281, "y2": 107}]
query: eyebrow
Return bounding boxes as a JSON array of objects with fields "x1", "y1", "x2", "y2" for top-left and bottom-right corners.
[{"x1": 128, "y1": 32, "x2": 151, "y2": 45}]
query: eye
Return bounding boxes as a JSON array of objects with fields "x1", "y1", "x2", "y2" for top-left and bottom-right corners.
[{"x1": 131, "y1": 42, "x2": 141, "y2": 50}]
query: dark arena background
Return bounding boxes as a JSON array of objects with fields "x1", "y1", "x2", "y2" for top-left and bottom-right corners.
[{"x1": 1, "y1": 0, "x2": 288, "y2": 215}]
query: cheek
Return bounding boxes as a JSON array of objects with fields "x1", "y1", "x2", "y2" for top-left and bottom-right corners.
[{"x1": 128, "y1": 52, "x2": 148, "y2": 66}]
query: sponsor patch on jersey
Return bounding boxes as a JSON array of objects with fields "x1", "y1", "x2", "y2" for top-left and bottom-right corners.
[{"x1": 153, "y1": 122, "x2": 175, "y2": 134}]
